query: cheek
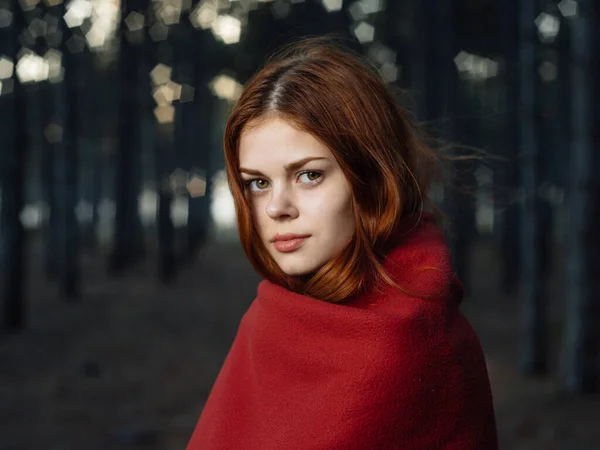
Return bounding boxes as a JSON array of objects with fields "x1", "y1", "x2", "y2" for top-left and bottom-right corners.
[
  {"x1": 248, "y1": 198, "x2": 267, "y2": 235},
  {"x1": 308, "y1": 194, "x2": 354, "y2": 232}
]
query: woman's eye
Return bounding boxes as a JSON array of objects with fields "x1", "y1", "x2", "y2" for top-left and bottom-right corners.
[
  {"x1": 244, "y1": 172, "x2": 321, "y2": 192},
  {"x1": 299, "y1": 171, "x2": 322, "y2": 183},
  {"x1": 247, "y1": 179, "x2": 270, "y2": 191}
]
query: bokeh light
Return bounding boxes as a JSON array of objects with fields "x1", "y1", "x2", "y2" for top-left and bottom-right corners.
[
  {"x1": 0, "y1": 57, "x2": 15, "y2": 80},
  {"x1": 379, "y1": 62, "x2": 398, "y2": 83},
  {"x1": 149, "y1": 21, "x2": 169, "y2": 41},
  {"x1": 209, "y1": 73, "x2": 243, "y2": 101},
  {"x1": 454, "y1": 51, "x2": 499, "y2": 80},
  {"x1": 190, "y1": 1, "x2": 217, "y2": 30},
  {"x1": 557, "y1": 0, "x2": 578, "y2": 17},
  {"x1": 0, "y1": 7, "x2": 13, "y2": 28},
  {"x1": 187, "y1": 175, "x2": 207, "y2": 198},
  {"x1": 539, "y1": 61, "x2": 557, "y2": 82},
  {"x1": 45, "y1": 49, "x2": 63, "y2": 82},
  {"x1": 44, "y1": 123, "x2": 64, "y2": 143},
  {"x1": 16, "y1": 51, "x2": 49, "y2": 84},
  {"x1": 535, "y1": 13, "x2": 560, "y2": 43},
  {"x1": 321, "y1": 0, "x2": 342, "y2": 13},
  {"x1": 86, "y1": 0, "x2": 120, "y2": 52},
  {"x1": 211, "y1": 14, "x2": 241, "y2": 45},
  {"x1": 21, "y1": 0, "x2": 41, "y2": 11},
  {"x1": 347, "y1": 1, "x2": 365, "y2": 21},
  {"x1": 124, "y1": 11, "x2": 145, "y2": 32},
  {"x1": 352, "y1": 21, "x2": 374, "y2": 43},
  {"x1": 154, "y1": 104, "x2": 175, "y2": 124},
  {"x1": 210, "y1": 169, "x2": 237, "y2": 231},
  {"x1": 157, "y1": 2, "x2": 181, "y2": 26},
  {"x1": 270, "y1": 1, "x2": 291, "y2": 19},
  {"x1": 64, "y1": 0, "x2": 93, "y2": 29},
  {"x1": 358, "y1": 0, "x2": 383, "y2": 15},
  {"x1": 150, "y1": 63, "x2": 172, "y2": 86}
]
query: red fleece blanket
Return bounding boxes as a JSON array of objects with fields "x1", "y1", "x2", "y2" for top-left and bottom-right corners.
[{"x1": 187, "y1": 213, "x2": 498, "y2": 449}]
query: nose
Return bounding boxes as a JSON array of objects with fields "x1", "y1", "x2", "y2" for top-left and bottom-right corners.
[{"x1": 265, "y1": 186, "x2": 299, "y2": 220}]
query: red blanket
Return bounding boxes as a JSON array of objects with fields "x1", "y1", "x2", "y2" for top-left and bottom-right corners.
[{"x1": 187, "y1": 213, "x2": 498, "y2": 449}]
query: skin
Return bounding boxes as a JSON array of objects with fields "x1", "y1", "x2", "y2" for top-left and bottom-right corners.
[{"x1": 238, "y1": 117, "x2": 355, "y2": 276}]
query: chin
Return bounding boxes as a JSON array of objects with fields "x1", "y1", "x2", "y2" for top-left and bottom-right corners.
[
  {"x1": 272, "y1": 255, "x2": 322, "y2": 277},
  {"x1": 278, "y1": 263, "x2": 317, "y2": 277}
]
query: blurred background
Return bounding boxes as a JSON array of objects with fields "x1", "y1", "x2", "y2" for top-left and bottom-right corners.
[{"x1": 0, "y1": 0, "x2": 599, "y2": 449}]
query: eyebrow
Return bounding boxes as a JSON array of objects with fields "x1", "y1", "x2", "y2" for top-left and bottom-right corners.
[{"x1": 239, "y1": 156, "x2": 327, "y2": 176}]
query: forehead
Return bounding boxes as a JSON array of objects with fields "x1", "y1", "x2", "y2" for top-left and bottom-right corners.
[{"x1": 238, "y1": 117, "x2": 332, "y2": 167}]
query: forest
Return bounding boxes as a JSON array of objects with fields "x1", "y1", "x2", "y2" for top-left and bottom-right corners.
[{"x1": 0, "y1": 0, "x2": 599, "y2": 449}]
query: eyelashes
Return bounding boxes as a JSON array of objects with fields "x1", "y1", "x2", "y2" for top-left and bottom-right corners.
[
  {"x1": 245, "y1": 178, "x2": 269, "y2": 191},
  {"x1": 244, "y1": 170, "x2": 324, "y2": 193}
]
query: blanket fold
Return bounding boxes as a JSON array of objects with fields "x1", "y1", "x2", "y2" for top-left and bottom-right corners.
[{"x1": 187, "y1": 213, "x2": 498, "y2": 450}]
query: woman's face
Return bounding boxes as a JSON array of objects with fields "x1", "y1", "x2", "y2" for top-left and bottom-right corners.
[{"x1": 238, "y1": 117, "x2": 355, "y2": 276}]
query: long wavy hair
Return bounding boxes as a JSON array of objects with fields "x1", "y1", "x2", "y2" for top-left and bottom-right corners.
[{"x1": 223, "y1": 36, "x2": 443, "y2": 303}]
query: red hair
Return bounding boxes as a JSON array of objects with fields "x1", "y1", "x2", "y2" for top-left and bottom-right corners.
[{"x1": 223, "y1": 36, "x2": 441, "y2": 303}]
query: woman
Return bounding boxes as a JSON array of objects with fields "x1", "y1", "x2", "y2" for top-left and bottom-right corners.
[{"x1": 187, "y1": 37, "x2": 498, "y2": 450}]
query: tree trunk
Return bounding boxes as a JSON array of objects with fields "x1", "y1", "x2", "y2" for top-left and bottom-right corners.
[
  {"x1": 109, "y1": 0, "x2": 145, "y2": 274},
  {"x1": 155, "y1": 115, "x2": 177, "y2": 282},
  {"x1": 40, "y1": 80, "x2": 61, "y2": 280},
  {"x1": 81, "y1": 55, "x2": 102, "y2": 252},
  {"x1": 517, "y1": 0, "x2": 548, "y2": 376},
  {"x1": 186, "y1": 29, "x2": 217, "y2": 261},
  {"x1": 562, "y1": 0, "x2": 599, "y2": 393},
  {"x1": 1, "y1": 0, "x2": 28, "y2": 331},
  {"x1": 186, "y1": 85, "x2": 213, "y2": 260},
  {"x1": 172, "y1": 13, "x2": 196, "y2": 264},
  {"x1": 57, "y1": 4, "x2": 81, "y2": 300},
  {"x1": 150, "y1": 2, "x2": 178, "y2": 283},
  {"x1": 425, "y1": 0, "x2": 473, "y2": 292},
  {"x1": 497, "y1": 0, "x2": 521, "y2": 296}
]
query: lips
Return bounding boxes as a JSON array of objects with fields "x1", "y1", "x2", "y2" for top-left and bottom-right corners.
[{"x1": 272, "y1": 234, "x2": 310, "y2": 253}]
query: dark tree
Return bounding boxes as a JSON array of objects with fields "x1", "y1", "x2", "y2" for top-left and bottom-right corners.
[
  {"x1": 40, "y1": 78, "x2": 60, "y2": 279},
  {"x1": 152, "y1": 6, "x2": 178, "y2": 283},
  {"x1": 562, "y1": 0, "x2": 600, "y2": 393},
  {"x1": 406, "y1": 1, "x2": 428, "y2": 119},
  {"x1": 81, "y1": 55, "x2": 103, "y2": 252},
  {"x1": 172, "y1": 3, "x2": 208, "y2": 264},
  {"x1": 36, "y1": 0, "x2": 63, "y2": 279},
  {"x1": 1, "y1": 0, "x2": 28, "y2": 330},
  {"x1": 56, "y1": 3, "x2": 82, "y2": 299},
  {"x1": 556, "y1": 3, "x2": 572, "y2": 190},
  {"x1": 109, "y1": 0, "x2": 147, "y2": 275},
  {"x1": 517, "y1": 0, "x2": 549, "y2": 375},
  {"x1": 423, "y1": 0, "x2": 475, "y2": 291},
  {"x1": 155, "y1": 134, "x2": 177, "y2": 284},
  {"x1": 496, "y1": 0, "x2": 521, "y2": 296},
  {"x1": 184, "y1": 27, "x2": 216, "y2": 263}
]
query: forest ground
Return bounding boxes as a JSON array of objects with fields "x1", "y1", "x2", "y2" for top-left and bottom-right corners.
[{"x1": 1, "y1": 235, "x2": 599, "y2": 450}]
